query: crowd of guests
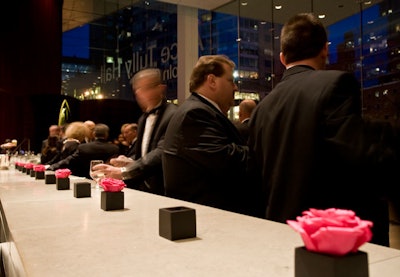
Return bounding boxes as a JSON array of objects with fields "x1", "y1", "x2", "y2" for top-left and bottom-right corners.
[
  {"x1": 38, "y1": 13, "x2": 400, "y2": 248},
  {"x1": 40, "y1": 121, "x2": 136, "y2": 177}
]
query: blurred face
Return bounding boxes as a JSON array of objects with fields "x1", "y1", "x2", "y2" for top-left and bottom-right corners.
[
  {"x1": 49, "y1": 125, "x2": 60, "y2": 137},
  {"x1": 132, "y1": 77, "x2": 165, "y2": 112},
  {"x1": 118, "y1": 134, "x2": 125, "y2": 142},
  {"x1": 214, "y1": 64, "x2": 238, "y2": 114},
  {"x1": 122, "y1": 126, "x2": 137, "y2": 144}
]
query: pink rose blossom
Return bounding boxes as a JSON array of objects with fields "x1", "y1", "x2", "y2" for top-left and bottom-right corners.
[
  {"x1": 287, "y1": 208, "x2": 373, "y2": 256},
  {"x1": 24, "y1": 163, "x2": 34, "y2": 169},
  {"x1": 100, "y1": 178, "x2": 126, "y2": 192},
  {"x1": 55, "y1": 168, "x2": 72, "y2": 178},
  {"x1": 33, "y1": 164, "x2": 46, "y2": 172}
]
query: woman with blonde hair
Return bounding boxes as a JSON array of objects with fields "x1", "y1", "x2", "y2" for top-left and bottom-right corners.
[{"x1": 47, "y1": 121, "x2": 89, "y2": 170}]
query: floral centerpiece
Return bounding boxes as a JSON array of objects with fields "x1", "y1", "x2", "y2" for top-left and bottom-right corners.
[{"x1": 287, "y1": 208, "x2": 373, "y2": 256}]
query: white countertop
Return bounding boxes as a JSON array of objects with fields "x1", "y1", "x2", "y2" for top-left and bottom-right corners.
[{"x1": 1, "y1": 169, "x2": 400, "y2": 276}]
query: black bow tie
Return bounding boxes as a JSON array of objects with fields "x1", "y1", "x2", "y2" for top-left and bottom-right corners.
[{"x1": 145, "y1": 106, "x2": 161, "y2": 115}]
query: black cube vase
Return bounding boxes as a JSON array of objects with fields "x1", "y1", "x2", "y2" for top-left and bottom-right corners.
[
  {"x1": 101, "y1": 191, "x2": 124, "y2": 211},
  {"x1": 35, "y1": 171, "x2": 45, "y2": 180},
  {"x1": 159, "y1": 206, "x2": 196, "y2": 241},
  {"x1": 30, "y1": 170, "x2": 35, "y2": 177},
  {"x1": 74, "y1": 182, "x2": 91, "y2": 198},
  {"x1": 56, "y1": 177, "x2": 70, "y2": 190},
  {"x1": 295, "y1": 247, "x2": 369, "y2": 277},
  {"x1": 45, "y1": 171, "x2": 56, "y2": 184}
]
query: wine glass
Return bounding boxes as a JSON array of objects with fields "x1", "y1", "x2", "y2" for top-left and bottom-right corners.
[{"x1": 89, "y1": 160, "x2": 104, "y2": 189}]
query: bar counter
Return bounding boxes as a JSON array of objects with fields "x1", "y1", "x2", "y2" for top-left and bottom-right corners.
[{"x1": 1, "y1": 169, "x2": 400, "y2": 276}]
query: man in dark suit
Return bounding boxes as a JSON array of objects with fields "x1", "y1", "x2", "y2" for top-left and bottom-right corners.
[
  {"x1": 247, "y1": 13, "x2": 400, "y2": 246},
  {"x1": 41, "y1": 125, "x2": 60, "y2": 153},
  {"x1": 234, "y1": 99, "x2": 257, "y2": 142},
  {"x1": 121, "y1": 123, "x2": 138, "y2": 157},
  {"x1": 48, "y1": 123, "x2": 119, "y2": 178},
  {"x1": 162, "y1": 55, "x2": 262, "y2": 217},
  {"x1": 92, "y1": 68, "x2": 177, "y2": 196}
]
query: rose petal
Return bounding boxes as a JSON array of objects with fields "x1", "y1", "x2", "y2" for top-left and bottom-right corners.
[
  {"x1": 287, "y1": 220, "x2": 318, "y2": 251},
  {"x1": 313, "y1": 227, "x2": 358, "y2": 255}
]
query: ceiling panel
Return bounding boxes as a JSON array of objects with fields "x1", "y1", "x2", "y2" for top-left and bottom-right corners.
[
  {"x1": 62, "y1": 0, "x2": 383, "y2": 32},
  {"x1": 62, "y1": 0, "x2": 141, "y2": 32},
  {"x1": 215, "y1": 0, "x2": 384, "y2": 26}
]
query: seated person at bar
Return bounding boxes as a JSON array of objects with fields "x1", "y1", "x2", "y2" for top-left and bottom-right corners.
[
  {"x1": 47, "y1": 123, "x2": 119, "y2": 178},
  {"x1": 40, "y1": 135, "x2": 60, "y2": 164},
  {"x1": 46, "y1": 121, "x2": 89, "y2": 167},
  {"x1": 121, "y1": 123, "x2": 138, "y2": 157},
  {"x1": 41, "y1": 124, "x2": 60, "y2": 154}
]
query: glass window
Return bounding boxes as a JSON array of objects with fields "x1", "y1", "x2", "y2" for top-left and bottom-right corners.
[{"x1": 62, "y1": 0, "x2": 400, "y2": 123}]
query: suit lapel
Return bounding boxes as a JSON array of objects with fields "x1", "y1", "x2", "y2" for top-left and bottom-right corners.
[
  {"x1": 135, "y1": 103, "x2": 167, "y2": 158},
  {"x1": 135, "y1": 114, "x2": 146, "y2": 159},
  {"x1": 191, "y1": 93, "x2": 244, "y2": 144}
]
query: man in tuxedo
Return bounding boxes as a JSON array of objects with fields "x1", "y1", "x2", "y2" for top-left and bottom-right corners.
[
  {"x1": 247, "y1": 13, "x2": 400, "y2": 246},
  {"x1": 92, "y1": 68, "x2": 177, "y2": 195},
  {"x1": 162, "y1": 55, "x2": 263, "y2": 217}
]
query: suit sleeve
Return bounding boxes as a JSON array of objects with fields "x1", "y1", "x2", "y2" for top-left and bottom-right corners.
[{"x1": 168, "y1": 107, "x2": 248, "y2": 175}]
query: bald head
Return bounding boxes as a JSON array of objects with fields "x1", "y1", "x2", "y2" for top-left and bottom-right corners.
[{"x1": 239, "y1": 99, "x2": 257, "y2": 122}]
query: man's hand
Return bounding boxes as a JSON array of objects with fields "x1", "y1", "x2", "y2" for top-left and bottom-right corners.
[
  {"x1": 92, "y1": 164, "x2": 124, "y2": 180},
  {"x1": 110, "y1": 155, "x2": 134, "y2": 167}
]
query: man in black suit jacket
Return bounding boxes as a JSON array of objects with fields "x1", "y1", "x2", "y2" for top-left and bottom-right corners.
[
  {"x1": 122, "y1": 123, "x2": 138, "y2": 157},
  {"x1": 41, "y1": 125, "x2": 60, "y2": 153},
  {"x1": 92, "y1": 68, "x2": 177, "y2": 196},
  {"x1": 162, "y1": 55, "x2": 263, "y2": 217},
  {"x1": 234, "y1": 99, "x2": 256, "y2": 142},
  {"x1": 247, "y1": 13, "x2": 400, "y2": 246},
  {"x1": 48, "y1": 123, "x2": 119, "y2": 178}
]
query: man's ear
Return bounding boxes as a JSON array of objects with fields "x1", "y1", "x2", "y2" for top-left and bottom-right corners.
[
  {"x1": 207, "y1": 74, "x2": 217, "y2": 88},
  {"x1": 279, "y1": 52, "x2": 287, "y2": 67}
]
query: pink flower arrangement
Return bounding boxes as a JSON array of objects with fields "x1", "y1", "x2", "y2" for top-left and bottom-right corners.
[
  {"x1": 33, "y1": 164, "x2": 46, "y2": 172},
  {"x1": 55, "y1": 168, "x2": 72, "y2": 178},
  {"x1": 100, "y1": 178, "x2": 126, "y2": 192},
  {"x1": 24, "y1": 163, "x2": 34, "y2": 169},
  {"x1": 287, "y1": 208, "x2": 373, "y2": 256}
]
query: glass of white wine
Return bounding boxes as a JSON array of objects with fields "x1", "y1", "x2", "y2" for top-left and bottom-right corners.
[{"x1": 89, "y1": 160, "x2": 105, "y2": 189}]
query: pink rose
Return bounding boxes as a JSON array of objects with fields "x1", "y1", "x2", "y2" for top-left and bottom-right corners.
[
  {"x1": 55, "y1": 168, "x2": 72, "y2": 178},
  {"x1": 33, "y1": 164, "x2": 46, "y2": 172},
  {"x1": 287, "y1": 208, "x2": 373, "y2": 256},
  {"x1": 24, "y1": 163, "x2": 34, "y2": 169},
  {"x1": 100, "y1": 178, "x2": 126, "y2": 192}
]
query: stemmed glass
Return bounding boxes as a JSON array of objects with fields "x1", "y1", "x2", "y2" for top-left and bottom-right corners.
[{"x1": 89, "y1": 160, "x2": 104, "y2": 189}]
